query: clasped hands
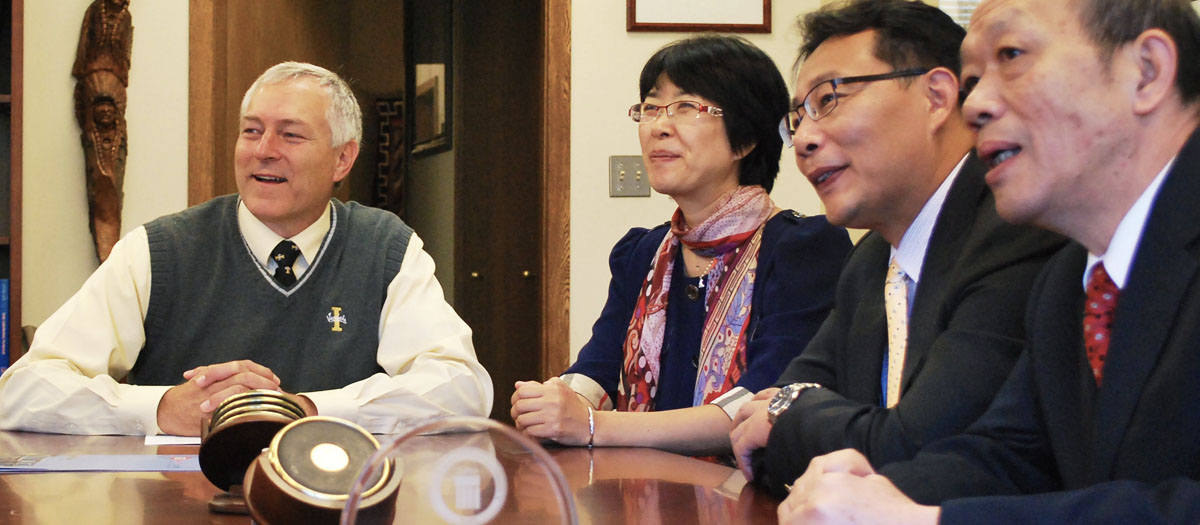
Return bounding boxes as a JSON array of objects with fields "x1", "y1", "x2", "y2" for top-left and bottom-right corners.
[
  {"x1": 775, "y1": 449, "x2": 938, "y2": 524},
  {"x1": 510, "y1": 377, "x2": 593, "y2": 447},
  {"x1": 155, "y1": 359, "x2": 316, "y2": 436},
  {"x1": 729, "y1": 388, "x2": 936, "y2": 524}
]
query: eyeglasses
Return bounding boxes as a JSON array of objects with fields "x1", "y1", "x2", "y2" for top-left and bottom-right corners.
[
  {"x1": 778, "y1": 68, "x2": 929, "y2": 145},
  {"x1": 629, "y1": 100, "x2": 723, "y2": 123}
]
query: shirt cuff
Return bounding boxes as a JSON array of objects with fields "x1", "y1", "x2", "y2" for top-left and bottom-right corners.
[
  {"x1": 715, "y1": 469, "x2": 749, "y2": 498},
  {"x1": 303, "y1": 389, "x2": 359, "y2": 421},
  {"x1": 117, "y1": 384, "x2": 172, "y2": 435},
  {"x1": 711, "y1": 386, "x2": 752, "y2": 420},
  {"x1": 561, "y1": 373, "x2": 613, "y2": 411}
]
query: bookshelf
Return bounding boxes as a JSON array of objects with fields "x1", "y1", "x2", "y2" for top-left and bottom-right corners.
[{"x1": 2, "y1": 0, "x2": 21, "y2": 366}]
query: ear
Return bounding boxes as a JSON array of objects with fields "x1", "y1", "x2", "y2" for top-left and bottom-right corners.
[
  {"x1": 331, "y1": 140, "x2": 361, "y2": 184},
  {"x1": 1128, "y1": 29, "x2": 1179, "y2": 116},
  {"x1": 923, "y1": 67, "x2": 961, "y2": 134},
  {"x1": 733, "y1": 142, "x2": 756, "y2": 161}
]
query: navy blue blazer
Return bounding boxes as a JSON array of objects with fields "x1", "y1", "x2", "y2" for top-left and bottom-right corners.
[
  {"x1": 883, "y1": 129, "x2": 1200, "y2": 523},
  {"x1": 564, "y1": 210, "x2": 851, "y2": 410}
]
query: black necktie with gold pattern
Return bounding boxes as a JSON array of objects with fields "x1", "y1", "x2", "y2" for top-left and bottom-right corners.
[{"x1": 271, "y1": 240, "x2": 300, "y2": 288}]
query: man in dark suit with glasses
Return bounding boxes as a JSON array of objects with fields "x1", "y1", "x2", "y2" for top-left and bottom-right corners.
[
  {"x1": 729, "y1": 0, "x2": 1064, "y2": 494},
  {"x1": 777, "y1": 0, "x2": 1200, "y2": 523}
]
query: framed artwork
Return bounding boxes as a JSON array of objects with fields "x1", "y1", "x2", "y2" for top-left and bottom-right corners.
[
  {"x1": 411, "y1": 64, "x2": 447, "y2": 154},
  {"x1": 374, "y1": 98, "x2": 406, "y2": 218},
  {"x1": 407, "y1": 0, "x2": 453, "y2": 157},
  {"x1": 627, "y1": 0, "x2": 771, "y2": 33},
  {"x1": 938, "y1": 0, "x2": 980, "y2": 27}
]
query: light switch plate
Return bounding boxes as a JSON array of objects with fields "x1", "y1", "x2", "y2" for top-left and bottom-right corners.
[{"x1": 609, "y1": 155, "x2": 650, "y2": 197}]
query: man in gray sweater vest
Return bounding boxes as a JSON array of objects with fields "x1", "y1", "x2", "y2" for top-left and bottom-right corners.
[{"x1": 0, "y1": 62, "x2": 493, "y2": 436}]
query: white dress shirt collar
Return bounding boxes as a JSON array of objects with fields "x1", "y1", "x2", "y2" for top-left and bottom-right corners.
[
  {"x1": 237, "y1": 199, "x2": 332, "y2": 277},
  {"x1": 889, "y1": 154, "x2": 969, "y2": 286},
  {"x1": 1083, "y1": 157, "x2": 1175, "y2": 290}
]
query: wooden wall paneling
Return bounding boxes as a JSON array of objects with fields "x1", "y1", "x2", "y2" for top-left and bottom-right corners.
[
  {"x1": 192, "y1": 1, "x2": 359, "y2": 203},
  {"x1": 541, "y1": 0, "x2": 570, "y2": 379},
  {"x1": 219, "y1": 1, "x2": 349, "y2": 200},
  {"x1": 188, "y1": 0, "x2": 223, "y2": 205}
]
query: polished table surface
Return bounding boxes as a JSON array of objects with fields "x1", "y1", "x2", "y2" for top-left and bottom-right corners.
[{"x1": 0, "y1": 429, "x2": 781, "y2": 524}]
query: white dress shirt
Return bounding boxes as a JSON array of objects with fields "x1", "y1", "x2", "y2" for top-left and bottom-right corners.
[
  {"x1": 889, "y1": 153, "x2": 969, "y2": 301},
  {"x1": 1083, "y1": 157, "x2": 1175, "y2": 290},
  {"x1": 0, "y1": 201, "x2": 493, "y2": 435}
]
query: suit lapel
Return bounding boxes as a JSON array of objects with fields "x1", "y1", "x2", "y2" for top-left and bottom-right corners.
[
  {"x1": 901, "y1": 155, "x2": 988, "y2": 389},
  {"x1": 845, "y1": 236, "x2": 889, "y2": 402},
  {"x1": 1090, "y1": 129, "x2": 1200, "y2": 479},
  {"x1": 1032, "y1": 246, "x2": 1094, "y2": 486}
]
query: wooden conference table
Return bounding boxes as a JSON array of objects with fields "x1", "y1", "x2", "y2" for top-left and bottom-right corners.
[{"x1": 0, "y1": 429, "x2": 781, "y2": 524}]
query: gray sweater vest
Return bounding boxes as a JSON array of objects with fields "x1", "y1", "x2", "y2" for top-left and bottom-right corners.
[{"x1": 130, "y1": 196, "x2": 412, "y2": 393}]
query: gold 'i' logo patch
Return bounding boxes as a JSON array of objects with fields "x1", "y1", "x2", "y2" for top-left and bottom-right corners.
[{"x1": 326, "y1": 306, "x2": 347, "y2": 332}]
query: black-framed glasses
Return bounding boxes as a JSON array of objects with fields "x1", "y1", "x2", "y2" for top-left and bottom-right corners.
[
  {"x1": 779, "y1": 68, "x2": 929, "y2": 144},
  {"x1": 629, "y1": 100, "x2": 724, "y2": 123}
]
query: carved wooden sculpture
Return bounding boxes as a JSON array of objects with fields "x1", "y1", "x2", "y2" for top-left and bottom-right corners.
[{"x1": 72, "y1": 0, "x2": 132, "y2": 262}]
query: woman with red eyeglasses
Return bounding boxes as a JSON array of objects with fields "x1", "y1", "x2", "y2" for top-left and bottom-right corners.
[{"x1": 511, "y1": 35, "x2": 851, "y2": 458}]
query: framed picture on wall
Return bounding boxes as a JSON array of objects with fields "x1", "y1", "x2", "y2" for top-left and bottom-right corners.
[
  {"x1": 627, "y1": 0, "x2": 771, "y2": 33},
  {"x1": 411, "y1": 64, "x2": 447, "y2": 155},
  {"x1": 939, "y1": 0, "x2": 980, "y2": 27},
  {"x1": 406, "y1": 0, "x2": 453, "y2": 157}
]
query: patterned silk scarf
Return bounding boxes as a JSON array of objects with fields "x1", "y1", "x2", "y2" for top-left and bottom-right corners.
[{"x1": 618, "y1": 185, "x2": 773, "y2": 411}]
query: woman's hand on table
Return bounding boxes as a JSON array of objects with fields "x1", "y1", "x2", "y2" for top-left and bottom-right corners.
[{"x1": 511, "y1": 377, "x2": 593, "y2": 446}]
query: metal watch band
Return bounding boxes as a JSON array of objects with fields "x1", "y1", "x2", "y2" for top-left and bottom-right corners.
[{"x1": 767, "y1": 382, "x2": 823, "y2": 425}]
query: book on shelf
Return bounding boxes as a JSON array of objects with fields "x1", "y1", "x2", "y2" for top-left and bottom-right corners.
[{"x1": 0, "y1": 279, "x2": 7, "y2": 374}]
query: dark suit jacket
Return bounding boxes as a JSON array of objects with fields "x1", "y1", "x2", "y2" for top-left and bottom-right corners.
[
  {"x1": 756, "y1": 155, "x2": 1066, "y2": 495},
  {"x1": 881, "y1": 130, "x2": 1200, "y2": 523}
]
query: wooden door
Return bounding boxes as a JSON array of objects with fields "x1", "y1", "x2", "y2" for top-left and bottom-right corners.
[{"x1": 454, "y1": 0, "x2": 571, "y2": 422}]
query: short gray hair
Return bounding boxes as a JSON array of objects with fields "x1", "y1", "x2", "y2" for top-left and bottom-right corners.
[{"x1": 240, "y1": 61, "x2": 363, "y2": 148}]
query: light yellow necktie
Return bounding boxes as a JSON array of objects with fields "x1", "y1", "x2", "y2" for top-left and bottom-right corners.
[{"x1": 885, "y1": 258, "x2": 909, "y2": 408}]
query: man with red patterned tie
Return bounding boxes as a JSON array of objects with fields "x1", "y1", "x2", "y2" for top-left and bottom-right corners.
[{"x1": 777, "y1": 0, "x2": 1200, "y2": 523}]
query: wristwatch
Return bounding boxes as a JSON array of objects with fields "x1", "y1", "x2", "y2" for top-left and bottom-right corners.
[{"x1": 766, "y1": 382, "x2": 823, "y2": 424}]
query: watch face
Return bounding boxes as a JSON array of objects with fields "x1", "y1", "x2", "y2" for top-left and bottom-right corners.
[{"x1": 768, "y1": 385, "x2": 797, "y2": 415}]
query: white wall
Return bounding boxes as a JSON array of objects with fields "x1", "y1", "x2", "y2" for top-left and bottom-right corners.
[
  {"x1": 406, "y1": 151, "x2": 455, "y2": 298},
  {"x1": 22, "y1": 2, "x2": 189, "y2": 326},
  {"x1": 568, "y1": 0, "x2": 824, "y2": 358}
]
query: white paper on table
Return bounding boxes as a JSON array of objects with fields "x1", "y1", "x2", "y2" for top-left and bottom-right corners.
[
  {"x1": 0, "y1": 454, "x2": 200, "y2": 473},
  {"x1": 144, "y1": 435, "x2": 201, "y2": 446}
]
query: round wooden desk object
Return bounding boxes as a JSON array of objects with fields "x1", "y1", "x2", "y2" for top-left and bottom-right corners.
[
  {"x1": 209, "y1": 391, "x2": 306, "y2": 424},
  {"x1": 199, "y1": 390, "x2": 304, "y2": 492},
  {"x1": 243, "y1": 417, "x2": 401, "y2": 524}
]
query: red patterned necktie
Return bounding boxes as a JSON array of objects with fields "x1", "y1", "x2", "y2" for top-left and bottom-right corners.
[{"x1": 1082, "y1": 263, "x2": 1119, "y2": 385}]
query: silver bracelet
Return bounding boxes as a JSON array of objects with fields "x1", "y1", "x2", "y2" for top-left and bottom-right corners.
[
  {"x1": 586, "y1": 406, "x2": 595, "y2": 449},
  {"x1": 587, "y1": 449, "x2": 595, "y2": 485}
]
